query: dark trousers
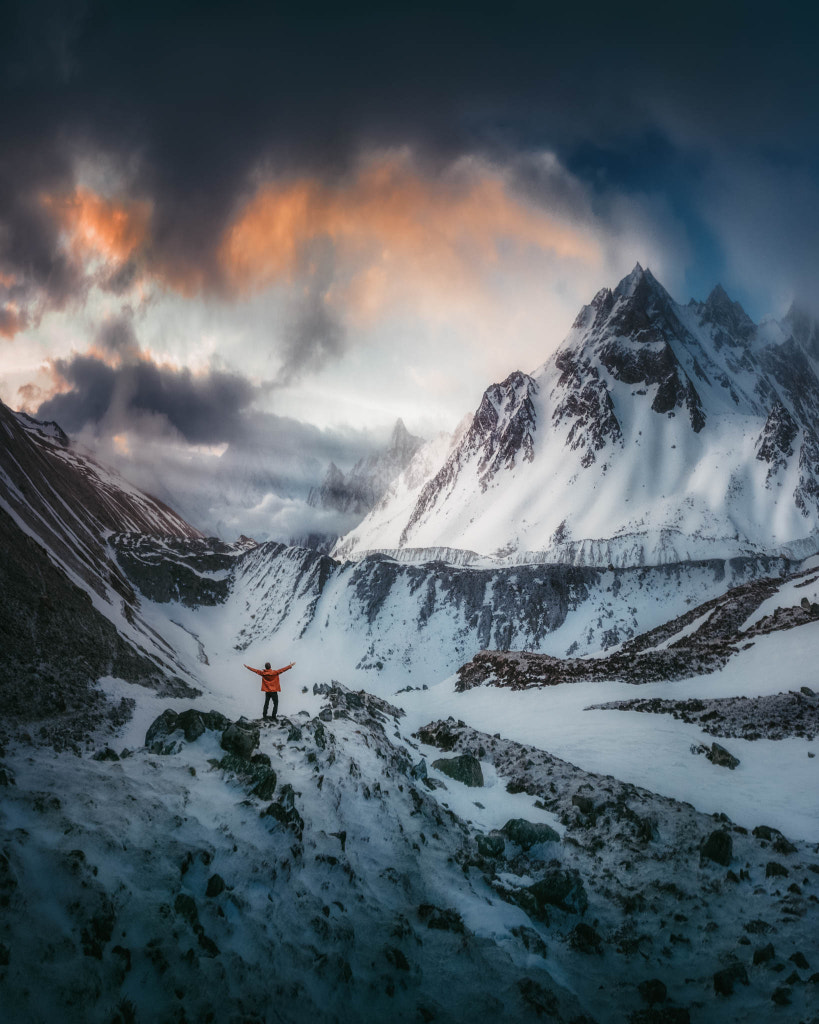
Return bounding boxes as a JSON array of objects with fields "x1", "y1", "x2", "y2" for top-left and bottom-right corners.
[{"x1": 263, "y1": 692, "x2": 278, "y2": 718}]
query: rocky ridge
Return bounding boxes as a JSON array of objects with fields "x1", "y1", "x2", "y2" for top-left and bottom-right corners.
[
  {"x1": 587, "y1": 689, "x2": 819, "y2": 743},
  {"x1": 455, "y1": 567, "x2": 818, "y2": 693}
]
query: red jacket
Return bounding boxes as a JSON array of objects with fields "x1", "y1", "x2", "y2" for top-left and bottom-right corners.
[{"x1": 244, "y1": 663, "x2": 293, "y2": 692}]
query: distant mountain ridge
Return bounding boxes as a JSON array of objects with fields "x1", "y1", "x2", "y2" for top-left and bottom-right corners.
[
  {"x1": 336, "y1": 266, "x2": 819, "y2": 567},
  {"x1": 307, "y1": 418, "x2": 424, "y2": 516}
]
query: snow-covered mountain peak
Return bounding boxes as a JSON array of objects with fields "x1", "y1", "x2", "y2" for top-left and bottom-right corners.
[
  {"x1": 388, "y1": 416, "x2": 417, "y2": 457},
  {"x1": 338, "y1": 268, "x2": 819, "y2": 566},
  {"x1": 13, "y1": 409, "x2": 71, "y2": 445},
  {"x1": 784, "y1": 302, "x2": 819, "y2": 360},
  {"x1": 699, "y1": 283, "x2": 756, "y2": 344}
]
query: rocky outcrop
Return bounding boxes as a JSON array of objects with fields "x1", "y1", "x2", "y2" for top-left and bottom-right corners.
[
  {"x1": 756, "y1": 399, "x2": 799, "y2": 481},
  {"x1": 593, "y1": 691, "x2": 819, "y2": 742},
  {"x1": 0, "y1": 508, "x2": 197, "y2": 752},
  {"x1": 112, "y1": 535, "x2": 241, "y2": 606},
  {"x1": 455, "y1": 567, "x2": 807, "y2": 691},
  {"x1": 400, "y1": 371, "x2": 537, "y2": 543}
]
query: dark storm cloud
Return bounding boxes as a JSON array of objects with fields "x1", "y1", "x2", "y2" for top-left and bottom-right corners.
[
  {"x1": 36, "y1": 352, "x2": 258, "y2": 445},
  {"x1": 2, "y1": 0, "x2": 818, "y2": 322},
  {"x1": 34, "y1": 333, "x2": 383, "y2": 467},
  {"x1": 96, "y1": 313, "x2": 138, "y2": 356}
]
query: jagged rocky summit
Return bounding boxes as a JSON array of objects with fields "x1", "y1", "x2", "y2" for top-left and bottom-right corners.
[
  {"x1": 335, "y1": 266, "x2": 819, "y2": 567},
  {"x1": 308, "y1": 418, "x2": 424, "y2": 518}
]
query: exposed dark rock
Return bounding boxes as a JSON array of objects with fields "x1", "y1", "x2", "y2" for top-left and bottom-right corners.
[
  {"x1": 146, "y1": 709, "x2": 180, "y2": 751},
  {"x1": 771, "y1": 986, "x2": 791, "y2": 1005},
  {"x1": 476, "y1": 833, "x2": 505, "y2": 859},
  {"x1": 417, "y1": 904, "x2": 465, "y2": 933},
  {"x1": 511, "y1": 925, "x2": 548, "y2": 959},
  {"x1": 91, "y1": 747, "x2": 120, "y2": 761},
  {"x1": 756, "y1": 400, "x2": 799, "y2": 480},
  {"x1": 637, "y1": 978, "x2": 667, "y2": 1005},
  {"x1": 568, "y1": 922, "x2": 602, "y2": 954},
  {"x1": 403, "y1": 372, "x2": 538, "y2": 541},
  {"x1": 80, "y1": 898, "x2": 116, "y2": 958},
  {"x1": 261, "y1": 784, "x2": 304, "y2": 836},
  {"x1": 765, "y1": 861, "x2": 789, "y2": 878},
  {"x1": 753, "y1": 943, "x2": 776, "y2": 965},
  {"x1": 629, "y1": 1008, "x2": 690, "y2": 1024},
  {"x1": 431, "y1": 753, "x2": 484, "y2": 787},
  {"x1": 572, "y1": 794, "x2": 595, "y2": 815},
  {"x1": 220, "y1": 721, "x2": 260, "y2": 759},
  {"x1": 205, "y1": 874, "x2": 226, "y2": 898},
  {"x1": 500, "y1": 818, "x2": 560, "y2": 850},
  {"x1": 713, "y1": 962, "x2": 749, "y2": 996},
  {"x1": 706, "y1": 743, "x2": 740, "y2": 770},
  {"x1": 250, "y1": 769, "x2": 278, "y2": 801},
  {"x1": 176, "y1": 709, "x2": 206, "y2": 743},
  {"x1": 112, "y1": 535, "x2": 236, "y2": 606},
  {"x1": 383, "y1": 945, "x2": 410, "y2": 971},
  {"x1": 743, "y1": 919, "x2": 773, "y2": 934},
  {"x1": 517, "y1": 976, "x2": 559, "y2": 1017},
  {"x1": 701, "y1": 830, "x2": 733, "y2": 866},
  {"x1": 528, "y1": 869, "x2": 588, "y2": 916}
]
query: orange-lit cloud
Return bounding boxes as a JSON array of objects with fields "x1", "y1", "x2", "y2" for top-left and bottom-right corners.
[
  {"x1": 43, "y1": 186, "x2": 151, "y2": 267},
  {"x1": 220, "y1": 153, "x2": 601, "y2": 323},
  {"x1": 0, "y1": 302, "x2": 28, "y2": 339}
]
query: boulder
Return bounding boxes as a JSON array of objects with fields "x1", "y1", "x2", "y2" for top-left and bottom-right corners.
[
  {"x1": 417, "y1": 904, "x2": 465, "y2": 933},
  {"x1": 203, "y1": 710, "x2": 230, "y2": 732},
  {"x1": 527, "y1": 868, "x2": 588, "y2": 916},
  {"x1": 176, "y1": 709, "x2": 206, "y2": 743},
  {"x1": 713, "y1": 962, "x2": 749, "y2": 996},
  {"x1": 220, "y1": 720, "x2": 260, "y2": 759},
  {"x1": 501, "y1": 818, "x2": 560, "y2": 851},
  {"x1": 706, "y1": 743, "x2": 740, "y2": 769},
  {"x1": 251, "y1": 768, "x2": 278, "y2": 801},
  {"x1": 145, "y1": 709, "x2": 179, "y2": 749},
  {"x1": 476, "y1": 833, "x2": 505, "y2": 859},
  {"x1": 571, "y1": 794, "x2": 595, "y2": 815},
  {"x1": 92, "y1": 747, "x2": 120, "y2": 761},
  {"x1": 701, "y1": 830, "x2": 732, "y2": 866},
  {"x1": 205, "y1": 874, "x2": 225, "y2": 898},
  {"x1": 431, "y1": 753, "x2": 484, "y2": 787},
  {"x1": 637, "y1": 978, "x2": 667, "y2": 1005},
  {"x1": 753, "y1": 943, "x2": 775, "y2": 965},
  {"x1": 568, "y1": 921, "x2": 602, "y2": 954}
]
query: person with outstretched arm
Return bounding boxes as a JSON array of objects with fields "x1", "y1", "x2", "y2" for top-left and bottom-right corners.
[{"x1": 243, "y1": 660, "x2": 295, "y2": 720}]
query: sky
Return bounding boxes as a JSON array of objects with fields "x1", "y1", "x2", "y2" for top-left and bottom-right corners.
[{"x1": 1, "y1": 0, "x2": 818, "y2": 537}]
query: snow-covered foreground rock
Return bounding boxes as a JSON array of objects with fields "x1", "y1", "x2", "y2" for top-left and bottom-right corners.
[
  {"x1": 2, "y1": 678, "x2": 818, "y2": 1023},
  {"x1": 0, "y1": 687, "x2": 594, "y2": 1024}
]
